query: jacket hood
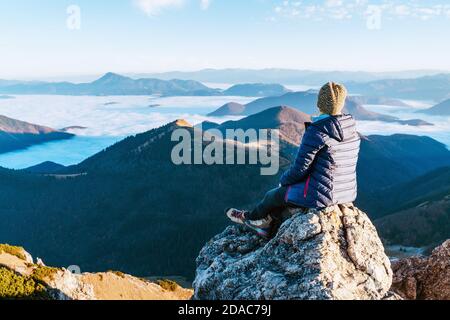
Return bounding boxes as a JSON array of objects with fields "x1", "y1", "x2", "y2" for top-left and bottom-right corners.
[{"x1": 310, "y1": 114, "x2": 356, "y2": 142}]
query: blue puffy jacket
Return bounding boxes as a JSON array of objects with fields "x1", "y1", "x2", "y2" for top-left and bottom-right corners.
[{"x1": 280, "y1": 114, "x2": 360, "y2": 208}]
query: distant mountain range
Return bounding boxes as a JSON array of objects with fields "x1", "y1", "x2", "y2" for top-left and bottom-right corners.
[
  {"x1": 208, "y1": 91, "x2": 432, "y2": 126},
  {"x1": 0, "y1": 107, "x2": 448, "y2": 279},
  {"x1": 2, "y1": 71, "x2": 449, "y2": 102},
  {"x1": 345, "y1": 74, "x2": 450, "y2": 102},
  {"x1": 133, "y1": 68, "x2": 445, "y2": 85},
  {"x1": 0, "y1": 95, "x2": 15, "y2": 100},
  {"x1": 0, "y1": 73, "x2": 294, "y2": 98},
  {"x1": 418, "y1": 99, "x2": 450, "y2": 116},
  {"x1": 0, "y1": 80, "x2": 25, "y2": 87},
  {"x1": 222, "y1": 83, "x2": 290, "y2": 97},
  {"x1": 0, "y1": 115, "x2": 74, "y2": 153},
  {"x1": 348, "y1": 96, "x2": 411, "y2": 107},
  {"x1": 2, "y1": 70, "x2": 449, "y2": 108},
  {"x1": 0, "y1": 73, "x2": 220, "y2": 97}
]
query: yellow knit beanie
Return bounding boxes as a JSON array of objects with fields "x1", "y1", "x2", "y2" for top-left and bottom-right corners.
[{"x1": 317, "y1": 82, "x2": 347, "y2": 115}]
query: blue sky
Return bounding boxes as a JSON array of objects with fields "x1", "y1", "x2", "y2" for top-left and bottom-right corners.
[{"x1": 1, "y1": 0, "x2": 450, "y2": 79}]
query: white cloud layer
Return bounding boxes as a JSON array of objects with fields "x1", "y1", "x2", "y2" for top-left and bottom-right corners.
[
  {"x1": 271, "y1": 0, "x2": 450, "y2": 22},
  {"x1": 0, "y1": 95, "x2": 252, "y2": 137}
]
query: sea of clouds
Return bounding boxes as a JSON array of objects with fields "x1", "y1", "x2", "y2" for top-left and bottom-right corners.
[
  {"x1": 0, "y1": 95, "x2": 448, "y2": 169},
  {"x1": 360, "y1": 104, "x2": 450, "y2": 147},
  {"x1": 0, "y1": 95, "x2": 251, "y2": 136},
  {"x1": 0, "y1": 95, "x2": 250, "y2": 168}
]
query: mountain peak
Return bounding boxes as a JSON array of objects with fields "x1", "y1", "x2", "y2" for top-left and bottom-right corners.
[
  {"x1": 173, "y1": 119, "x2": 193, "y2": 128},
  {"x1": 254, "y1": 105, "x2": 311, "y2": 124},
  {"x1": 213, "y1": 106, "x2": 311, "y2": 145},
  {"x1": 103, "y1": 72, "x2": 124, "y2": 78},
  {"x1": 94, "y1": 72, "x2": 131, "y2": 84},
  {"x1": 420, "y1": 98, "x2": 450, "y2": 116},
  {"x1": 272, "y1": 105, "x2": 309, "y2": 116},
  {"x1": 207, "y1": 102, "x2": 246, "y2": 117},
  {"x1": 24, "y1": 161, "x2": 66, "y2": 174}
]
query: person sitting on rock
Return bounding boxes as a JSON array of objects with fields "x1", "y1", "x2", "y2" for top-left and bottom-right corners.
[{"x1": 226, "y1": 82, "x2": 361, "y2": 238}]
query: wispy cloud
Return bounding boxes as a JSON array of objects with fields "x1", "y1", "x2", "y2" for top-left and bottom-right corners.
[
  {"x1": 133, "y1": 0, "x2": 212, "y2": 16},
  {"x1": 271, "y1": 0, "x2": 450, "y2": 22},
  {"x1": 133, "y1": 0, "x2": 185, "y2": 16},
  {"x1": 200, "y1": 0, "x2": 211, "y2": 10}
]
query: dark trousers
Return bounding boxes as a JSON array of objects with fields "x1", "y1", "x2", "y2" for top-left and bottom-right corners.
[{"x1": 247, "y1": 186, "x2": 290, "y2": 221}]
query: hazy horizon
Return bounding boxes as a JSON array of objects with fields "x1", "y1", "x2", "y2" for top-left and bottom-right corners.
[{"x1": 2, "y1": 68, "x2": 450, "y2": 83}]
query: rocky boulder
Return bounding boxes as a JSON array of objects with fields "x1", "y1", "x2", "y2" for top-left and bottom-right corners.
[
  {"x1": 193, "y1": 204, "x2": 393, "y2": 300},
  {"x1": 391, "y1": 240, "x2": 450, "y2": 300}
]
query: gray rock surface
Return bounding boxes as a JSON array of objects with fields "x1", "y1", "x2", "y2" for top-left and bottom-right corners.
[{"x1": 193, "y1": 204, "x2": 393, "y2": 300}]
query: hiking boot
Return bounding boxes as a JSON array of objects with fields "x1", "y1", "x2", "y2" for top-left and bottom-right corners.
[
  {"x1": 245, "y1": 216, "x2": 273, "y2": 239},
  {"x1": 247, "y1": 215, "x2": 273, "y2": 229},
  {"x1": 226, "y1": 208, "x2": 272, "y2": 239},
  {"x1": 244, "y1": 221, "x2": 272, "y2": 239},
  {"x1": 225, "y1": 208, "x2": 249, "y2": 225}
]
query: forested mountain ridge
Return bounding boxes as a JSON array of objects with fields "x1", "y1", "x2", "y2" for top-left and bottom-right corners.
[
  {"x1": 0, "y1": 119, "x2": 284, "y2": 278},
  {"x1": 356, "y1": 135, "x2": 450, "y2": 196},
  {"x1": 0, "y1": 115, "x2": 74, "y2": 153},
  {"x1": 359, "y1": 166, "x2": 450, "y2": 218},
  {"x1": 375, "y1": 194, "x2": 450, "y2": 248}
]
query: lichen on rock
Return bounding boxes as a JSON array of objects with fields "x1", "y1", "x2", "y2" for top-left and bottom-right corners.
[{"x1": 193, "y1": 204, "x2": 393, "y2": 300}]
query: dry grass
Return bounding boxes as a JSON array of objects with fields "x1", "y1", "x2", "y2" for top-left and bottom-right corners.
[{"x1": 0, "y1": 244, "x2": 27, "y2": 261}]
